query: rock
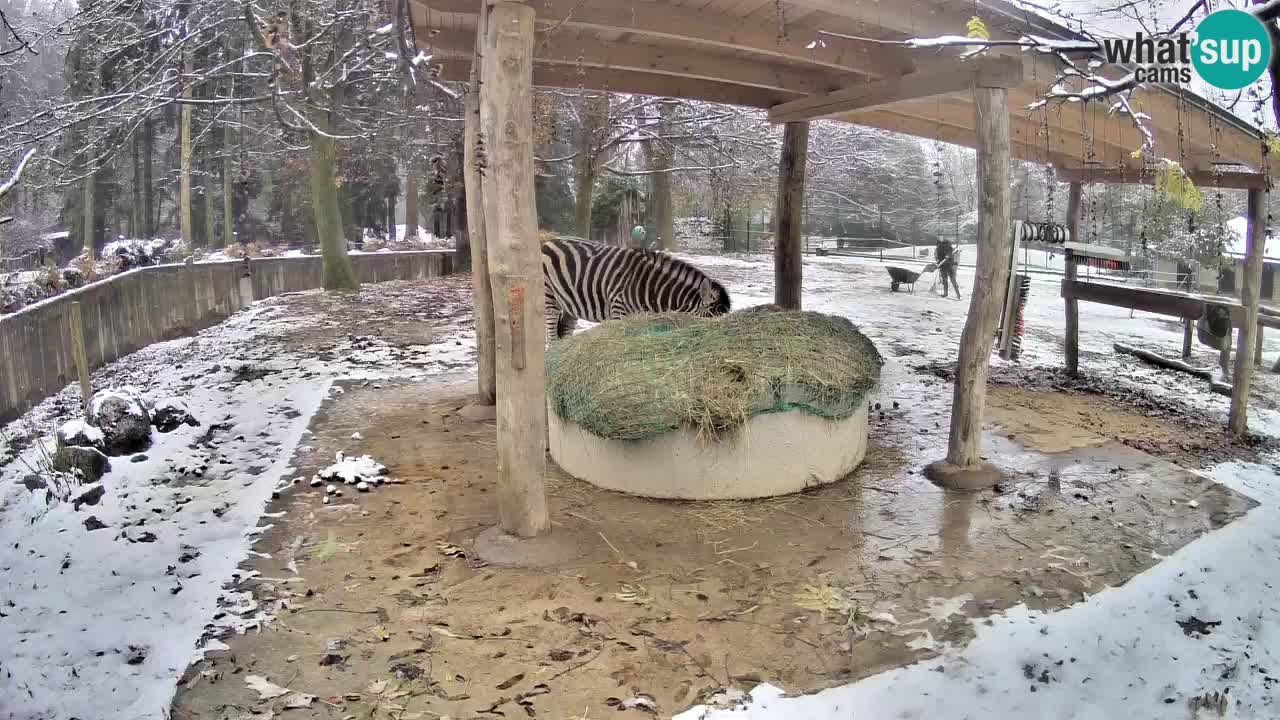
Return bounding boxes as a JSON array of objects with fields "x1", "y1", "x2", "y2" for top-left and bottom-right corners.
[
  {"x1": 54, "y1": 446, "x2": 111, "y2": 484},
  {"x1": 22, "y1": 474, "x2": 47, "y2": 492},
  {"x1": 88, "y1": 389, "x2": 153, "y2": 455},
  {"x1": 131, "y1": 454, "x2": 148, "y2": 463},
  {"x1": 356, "y1": 481, "x2": 370, "y2": 492},
  {"x1": 125, "y1": 645, "x2": 147, "y2": 665},
  {"x1": 83, "y1": 515, "x2": 108, "y2": 531},
  {"x1": 152, "y1": 398, "x2": 199, "y2": 433},
  {"x1": 73, "y1": 483, "x2": 107, "y2": 510},
  {"x1": 57, "y1": 420, "x2": 105, "y2": 451}
]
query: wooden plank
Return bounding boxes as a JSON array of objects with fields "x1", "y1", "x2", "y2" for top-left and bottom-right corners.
[
  {"x1": 1114, "y1": 343, "x2": 1233, "y2": 396},
  {"x1": 1061, "y1": 279, "x2": 1208, "y2": 319},
  {"x1": 1064, "y1": 183, "x2": 1082, "y2": 376},
  {"x1": 774, "y1": 121, "x2": 808, "y2": 309},
  {"x1": 769, "y1": 56, "x2": 1025, "y2": 124},
  {"x1": 944, "y1": 85, "x2": 1011, "y2": 472},
  {"x1": 415, "y1": 0, "x2": 912, "y2": 78},
  {"x1": 430, "y1": 29, "x2": 847, "y2": 95},
  {"x1": 464, "y1": 2, "x2": 495, "y2": 405},
  {"x1": 1230, "y1": 187, "x2": 1266, "y2": 437},
  {"x1": 479, "y1": 1, "x2": 549, "y2": 538},
  {"x1": 1055, "y1": 167, "x2": 1268, "y2": 190},
  {"x1": 435, "y1": 60, "x2": 796, "y2": 109},
  {"x1": 785, "y1": 0, "x2": 978, "y2": 38}
]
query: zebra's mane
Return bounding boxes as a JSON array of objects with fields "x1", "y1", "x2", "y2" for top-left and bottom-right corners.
[{"x1": 626, "y1": 246, "x2": 713, "y2": 284}]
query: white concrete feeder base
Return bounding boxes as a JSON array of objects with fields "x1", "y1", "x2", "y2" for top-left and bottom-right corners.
[{"x1": 547, "y1": 401, "x2": 869, "y2": 500}]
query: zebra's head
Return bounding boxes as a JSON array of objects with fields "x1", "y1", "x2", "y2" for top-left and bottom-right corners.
[{"x1": 695, "y1": 277, "x2": 732, "y2": 317}]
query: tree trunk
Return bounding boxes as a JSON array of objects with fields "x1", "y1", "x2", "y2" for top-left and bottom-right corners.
[
  {"x1": 310, "y1": 126, "x2": 359, "y2": 291},
  {"x1": 573, "y1": 159, "x2": 594, "y2": 240},
  {"x1": 479, "y1": 1, "x2": 548, "y2": 537},
  {"x1": 223, "y1": 124, "x2": 234, "y2": 246},
  {"x1": 774, "y1": 121, "x2": 808, "y2": 310},
  {"x1": 402, "y1": 92, "x2": 419, "y2": 244},
  {"x1": 81, "y1": 170, "x2": 95, "y2": 256},
  {"x1": 204, "y1": 148, "x2": 218, "y2": 248},
  {"x1": 1230, "y1": 188, "x2": 1266, "y2": 436},
  {"x1": 131, "y1": 131, "x2": 142, "y2": 238},
  {"x1": 179, "y1": 60, "x2": 194, "y2": 246},
  {"x1": 465, "y1": 1, "x2": 496, "y2": 405},
  {"x1": 937, "y1": 86, "x2": 1012, "y2": 481},
  {"x1": 1064, "y1": 182, "x2": 1082, "y2": 375},
  {"x1": 142, "y1": 116, "x2": 154, "y2": 238}
]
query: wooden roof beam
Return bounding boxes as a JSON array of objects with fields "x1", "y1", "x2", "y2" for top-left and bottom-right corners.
[
  {"x1": 1054, "y1": 167, "x2": 1268, "y2": 190},
  {"x1": 429, "y1": 29, "x2": 846, "y2": 96},
  {"x1": 433, "y1": 60, "x2": 799, "y2": 109},
  {"x1": 785, "y1": 0, "x2": 981, "y2": 39},
  {"x1": 415, "y1": 0, "x2": 913, "y2": 78},
  {"x1": 768, "y1": 56, "x2": 1025, "y2": 124},
  {"x1": 848, "y1": 109, "x2": 1088, "y2": 168}
]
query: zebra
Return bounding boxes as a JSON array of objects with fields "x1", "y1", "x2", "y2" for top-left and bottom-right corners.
[{"x1": 542, "y1": 237, "x2": 732, "y2": 339}]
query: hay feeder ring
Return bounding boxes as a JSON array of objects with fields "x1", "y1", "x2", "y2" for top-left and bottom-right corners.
[{"x1": 544, "y1": 309, "x2": 884, "y2": 501}]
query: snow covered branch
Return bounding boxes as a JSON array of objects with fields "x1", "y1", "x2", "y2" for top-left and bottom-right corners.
[{"x1": 0, "y1": 147, "x2": 34, "y2": 201}]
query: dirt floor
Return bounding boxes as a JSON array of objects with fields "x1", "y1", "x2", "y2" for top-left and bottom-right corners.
[{"x1": 172, "y1": 375, "x2": 1256, "y2": 720}]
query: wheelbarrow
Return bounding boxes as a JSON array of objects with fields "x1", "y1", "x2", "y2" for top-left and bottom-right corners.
[{"x1": 886, "y1": 263, "x2": 936, "y2": 293}]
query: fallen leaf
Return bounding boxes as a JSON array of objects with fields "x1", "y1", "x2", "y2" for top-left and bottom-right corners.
[
  {"x1": 496, "y1": 673, "x2": 525, "y2": 690},
  {"x1": 615, "y1": 584, "x2": 652, "y2": 606},
  {"x1": 315, "y1": 530, "x2": 339, "y2": 561},
  {"x1": 436, "y1": 540, "x2": 466, "y2": 558},
  {"x1": 245, "y1": 675, "x2": 290, "y2": 700},
  {"x1": 283, "y1": 692, "x2": 316, "y2": 709}
]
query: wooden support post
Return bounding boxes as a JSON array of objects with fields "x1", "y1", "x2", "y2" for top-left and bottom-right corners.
[
  {"x1": 68, "y1": 301, "x2": 91, "y2": 416},
  {"x1": 465, "y1": 1, "x2": 496, "y2": 405},
  {"x1": 1256, "y1": 325, "x2": 1264, "y2": 365},
  {"x1": 1182, "y1": 319, "x2": 1194, "y2": 359},
  {"x1": 480, "y1": 1, "x2": 549, "y2": 537},
  {"x1": 1064, "y1": 182, "x2": 1082, "y2": 376},
  {"x1": 774, "y1": 121, "x2": 808, "y2": 310},
  {"x1": 1229, "y1": 188, "x2": 1266, "y2": 437},
  {"x1": 926, "y1": 86, "x2": 1010, "y2": 489}
]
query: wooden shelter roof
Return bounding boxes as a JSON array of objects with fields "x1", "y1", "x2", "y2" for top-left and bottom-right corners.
[{"x1": 414, "y1": 0, "x2": 1272, "y2": 186}]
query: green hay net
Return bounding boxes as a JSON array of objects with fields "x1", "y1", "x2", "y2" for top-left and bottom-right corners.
[{"x1": 545, "y1": 308, "x2": 884, "y2": 441}]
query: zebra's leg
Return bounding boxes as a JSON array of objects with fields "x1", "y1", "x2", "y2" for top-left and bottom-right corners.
[
  {"x1": 545, "y1": 294, "x2": 562, "y2": 342},
  {"x1": 556, "y1": 312, "x2": 578, "y2": 338},
  {"x1": 608, "y1": 296, "x2": 628, "y2": 321}
]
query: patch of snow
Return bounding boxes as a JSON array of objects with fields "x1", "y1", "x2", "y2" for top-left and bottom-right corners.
[
  {"x1": 57, "y1": 419, "x2": 104, "y2": 445},
  {"x1": 88, "y1": 387, "x2": 146, "y2": 419},
  {"x1": 314, "y1": 451, "x2": 387, "y2": 486},
  {"x1": 677, "y1": 461, "x2": 1280, "y2": 720}
]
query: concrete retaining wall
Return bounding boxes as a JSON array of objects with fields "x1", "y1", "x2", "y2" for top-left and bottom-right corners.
[{"x1": 0, "y1": 251, "x2": 454, "y2": 424}]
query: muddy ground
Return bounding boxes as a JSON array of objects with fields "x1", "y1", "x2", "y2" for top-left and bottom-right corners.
[{"x1": 172, "y1": 370, "x2": 1255, "y2": 720}]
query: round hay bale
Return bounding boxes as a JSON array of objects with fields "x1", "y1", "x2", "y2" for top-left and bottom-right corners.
[{"x1": 545, "y1": 310, "x2": 883, "y2": 500}]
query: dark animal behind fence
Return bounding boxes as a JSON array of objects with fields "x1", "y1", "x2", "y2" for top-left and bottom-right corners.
[{"x1": 542, "y1": 237, "x2": 731, "y2": 339}]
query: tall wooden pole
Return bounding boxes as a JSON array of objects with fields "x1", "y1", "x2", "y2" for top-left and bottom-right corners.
[
  {"x1": 927, "y1": 86, "x2": 1011, "y2": 489},
  {"x1": 480, "y1": 1, "x2": 549, "y2": 537},
  {"x1": 465, "y1": 1, "x2": 496, "y2": 405},
  {"x1": 1064, "y1": 182, "x2": 1082, "y2": 376},
  {"x1": 774, "y1": 121, "x2": 809, "y2": 309},
  {"x1": 1229, "y1": 188, "x2": 1266, "y2": 437}
]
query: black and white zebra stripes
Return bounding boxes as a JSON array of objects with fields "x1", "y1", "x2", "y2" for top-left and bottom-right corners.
[{"x1": 542, "y1": 237, "x2": 732, "y2": 339}]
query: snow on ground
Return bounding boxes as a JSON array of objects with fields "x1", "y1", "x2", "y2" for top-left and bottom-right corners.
[
  {"x1": 672, "y1": 251, "x2": 1280, "y2": 720},
  {"x1": 4, "y1": 252, "x2": 1280, "y2": 719},
  {"x1": 0, "y1": 277, "x2": 476, "y2": 720}
]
